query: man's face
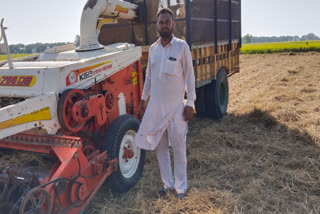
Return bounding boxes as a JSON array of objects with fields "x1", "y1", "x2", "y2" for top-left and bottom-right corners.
[{"x1": 157, "y1": 12, "x2": 175, "y2": 39}]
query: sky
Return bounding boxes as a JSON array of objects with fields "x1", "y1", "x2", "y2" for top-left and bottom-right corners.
[
  {"x1": 242, "y1": 0, "x2": 320, "y2": 37},
  {"x1": 0, "y1": 0, "x2": 319, "y2": 44}
]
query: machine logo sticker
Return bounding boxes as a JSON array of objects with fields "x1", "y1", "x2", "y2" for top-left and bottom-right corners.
[
  {"x1": 0, "y1": 75, "x2": 36, "y2": 87},
  {"x1": 79, "y1": 70, "x2": 93, "y2": 81},
  {"x1": 69, "y1": 72, "x2": 76, "y2": 84},
  {"x1": 66, "y1": 61, "x2": 112, "y2": 86}
]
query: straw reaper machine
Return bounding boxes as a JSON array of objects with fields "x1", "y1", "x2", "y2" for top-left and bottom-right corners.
[{"x1": 0, "y1": 0, "x2": 146, "y2": 213}]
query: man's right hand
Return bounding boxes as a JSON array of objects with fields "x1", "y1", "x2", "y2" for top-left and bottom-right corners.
[{"x1": 138, "y1": 100, "x2": 146, "y2": 119}]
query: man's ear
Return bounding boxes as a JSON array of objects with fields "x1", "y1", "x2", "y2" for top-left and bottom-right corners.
[{"x1": 172, "y1": 20, "x2": 176, "y2": 28}]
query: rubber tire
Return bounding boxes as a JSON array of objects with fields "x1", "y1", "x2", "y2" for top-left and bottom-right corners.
[
  {"x1": 103, "y1": 114, "x2": 146, "y2": 193},
  {"x1": 206, "y1": 68, "x2": 229, "y2": 119},
  {"x1": 195, "y1": 86, "x2": 209, "y2": 117}
]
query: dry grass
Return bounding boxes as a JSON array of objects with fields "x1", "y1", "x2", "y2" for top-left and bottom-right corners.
[
  {"x1": 86, "y1": 52, "x2": 320, "y2": 214},
  {"x1": 0, "y1": 149, "x2": 53, "y2": 170},
  {"x1": 86, "y1": 112, "x2": 320, "y2": 214},
  {"x1": 1, "y1": 52, "x2": 320, "y2": 213}
]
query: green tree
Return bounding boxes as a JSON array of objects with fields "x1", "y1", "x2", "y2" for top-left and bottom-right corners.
[
  {"x1": 74, "y1": 35, "x2": 80, "y2": 47},
  {"x1": 301, "y1": 33, "x2": 320, "y2": 41},
  {"x1": 242, "y1": 34, "x2": 253, "y2": 44}
]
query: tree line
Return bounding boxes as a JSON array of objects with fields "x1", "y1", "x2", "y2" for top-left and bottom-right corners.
[
  {"x1": 7, "y1": 42, "x2": 71, "y2": 54},
  {"x1": 4, "y1": 35, "x2": 81, "y2": 54},
  {"x1": 242, "y1": 33, "x2": 320, "y2": 44}
]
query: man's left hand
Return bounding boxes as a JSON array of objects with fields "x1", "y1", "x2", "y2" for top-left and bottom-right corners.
[{"x1": 183, "y1": 106, "x2": 194, "y2": 121}]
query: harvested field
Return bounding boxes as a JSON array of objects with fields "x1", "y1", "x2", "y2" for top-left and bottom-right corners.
[
  {"x1": 0, "y1": 52, "x2": 319, "y2": 213},
  {"x1": 86, "y1": 52, "x2": 320, "y2": 213}
]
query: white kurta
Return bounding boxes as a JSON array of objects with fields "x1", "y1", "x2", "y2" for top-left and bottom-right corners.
[{"x1": 135, "y1": 37, "x2": 196, "y2": 150}]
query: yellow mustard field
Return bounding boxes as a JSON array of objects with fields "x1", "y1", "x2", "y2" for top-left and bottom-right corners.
[
  {"x1": 241, "y1": 40, "x2": 320, "y2": 54},
  {"x1": 0, "y1": 54, "x2": 32, "y2": 61}
]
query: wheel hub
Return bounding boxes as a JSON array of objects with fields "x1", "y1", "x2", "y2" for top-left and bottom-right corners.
[
  {"x1": 123, "y1": 146, "x2": 135, "y2": 162},
  {"x1": 119, "y1": 130, "x2": 140, "y2": 179}
]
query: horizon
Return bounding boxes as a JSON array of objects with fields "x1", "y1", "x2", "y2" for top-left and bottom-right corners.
[
  {"x1": 0, "y1": 0, "x2": 319, "y2": 45},
  {"x1": 5, "y1": 34, "x2": 320, "y2": 46}
]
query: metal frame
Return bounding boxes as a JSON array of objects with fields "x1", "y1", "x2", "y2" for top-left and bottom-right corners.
[
  {"x1": 228, "y1": 0, "x2": 232, "y2": 51},
  {"x1": 185, "y1": 0, "x2": 192, "y2": 48},
  {"x1": 239, "y1": 0, "x2": 242, "y2": 48},
  {"x1": 214, "y1": 0, "x2": 218, "y2": 53},
  {"x1": 143, "y1": 0, "x2": 149, "y2": 45},
  {"x1": 99, "y1": 0, "x2": 241, "y2": 50}
]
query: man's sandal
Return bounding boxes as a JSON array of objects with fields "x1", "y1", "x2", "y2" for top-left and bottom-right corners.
[
  {"x1": 157, "y1": 188, "x2": 175, "y2": 198},
  {"x1": 157, "y1": 189, "x2": 167, "y2": 198},
  {"x1": 177, "y1": 193, "x2": 186, "y2": 200}
]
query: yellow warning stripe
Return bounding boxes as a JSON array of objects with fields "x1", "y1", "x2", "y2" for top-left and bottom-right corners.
[
  {"x1": 115, "y1": 5, "x2": 129, "y2": 14},
  {"x1": 97, "y1": 19, "x2": 116, "y2": 30},
  {"x1": 77, "y1": 61, "x2": 112, "y2": 74},
  {"x1": 132, "y1": 71, "x2": 138, "y2": 85},
  {"x1": 0, "y1": 107, "x2": 51, "y2": 130}
]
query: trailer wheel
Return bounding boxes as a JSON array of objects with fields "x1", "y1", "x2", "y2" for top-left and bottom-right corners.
[
  {"x1": 195, "y1": 86, "x2": 208, "y2": 117},
  {"x1": 207, "y1": 68, "x2": 229, "y2": 119},
  {"x1": 103, "y1": 114, "x2": 145, "y2": 193}
]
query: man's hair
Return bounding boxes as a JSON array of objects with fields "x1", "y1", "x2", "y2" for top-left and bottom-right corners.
[{"x1": 156, "y1": 8, "x2": 174, "y2": 19}]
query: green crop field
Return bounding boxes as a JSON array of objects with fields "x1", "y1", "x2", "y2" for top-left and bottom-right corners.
[
  {"x1": 0, "y1": 54, "x2": 33, "y2": 61},
  {"x1": 241, "y1": 40, "x2": 320, "y2": 54}
]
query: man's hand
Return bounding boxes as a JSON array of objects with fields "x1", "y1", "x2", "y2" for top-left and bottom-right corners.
[
  {"x1": 138, "y1": 100, "x2": 146, "y2": 119},
  {"x1": 183, "y1": 106, "x2": 194, "y2": 121}
]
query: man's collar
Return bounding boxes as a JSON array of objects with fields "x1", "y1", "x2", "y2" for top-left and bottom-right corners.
[
  {"x1": 168, "y1": 36, "x2": 175, "y2": 46},
  {"x1": 156, "y1": 35, "x2": 176, "y2": 47}
]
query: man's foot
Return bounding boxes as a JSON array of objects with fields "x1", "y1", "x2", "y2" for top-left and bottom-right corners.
[
  {"x1": 177, "y1": 193, "x2": 186, "y2": 200},
  {"x1": 157, "y1": 189, "x2": 167, "y2": 198},
  {"x1": 157, "y1": 188, "x2": 175, "y2": 198}
]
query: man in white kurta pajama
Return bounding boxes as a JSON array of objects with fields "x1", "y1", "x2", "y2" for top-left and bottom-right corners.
[{"x1": 135, "y1": 8, "x2": 196, "y2": 198}]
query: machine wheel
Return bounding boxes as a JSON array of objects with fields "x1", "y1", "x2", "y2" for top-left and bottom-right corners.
[
  {"x1": 206, "y1": 68, "x2": 229, "y2": 119},
  {"x1": 19, "y1": 188, "x2": 51, "y2": 214},
  {"x1": 103, "y1": 114, "x2": 145, "y2": 193},
  {"x1": 58, "y1": 89, "x2": 86, "y2": 132},
  {"x1": 195, "y1": 85, "x2": 208, "y2": 117}
]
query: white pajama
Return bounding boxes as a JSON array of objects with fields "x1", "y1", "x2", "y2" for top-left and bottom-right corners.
[
  {"x1": 135, "y1": 37, "x2": 196, "y2": 194},
  {"x1": 155, "y1": 103, "x2": 188, "y2": 193}
]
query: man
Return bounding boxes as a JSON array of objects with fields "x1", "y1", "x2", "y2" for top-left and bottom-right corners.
[{"x1": 135, "y1": 8, "x2": 196, "y2": 200}]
